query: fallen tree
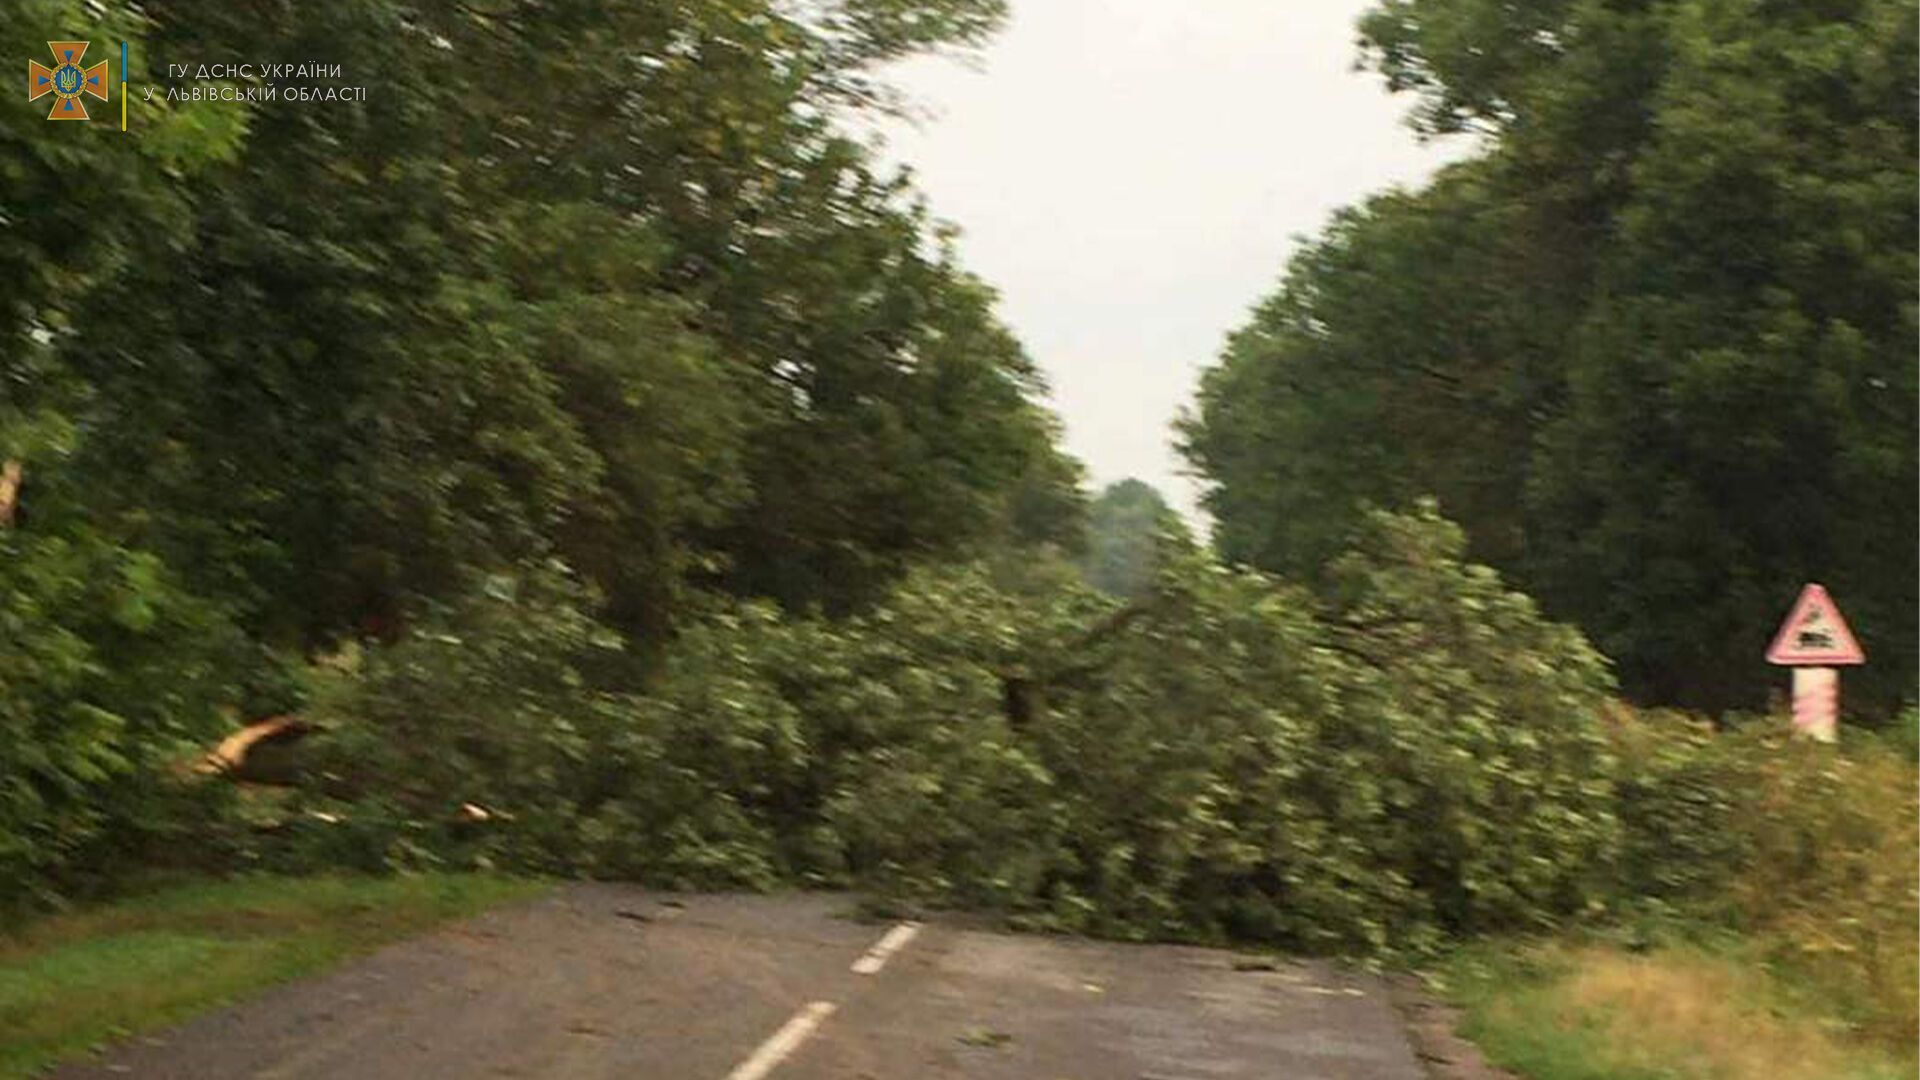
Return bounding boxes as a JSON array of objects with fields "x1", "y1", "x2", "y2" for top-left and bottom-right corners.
[{"x1": 288, "y1": 504, "x2": 1622, "y2": 954}]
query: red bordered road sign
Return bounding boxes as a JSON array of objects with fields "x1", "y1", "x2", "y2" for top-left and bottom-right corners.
[{"x1": 1766, "y1": 583, "x2": 1865, "y2": 666}]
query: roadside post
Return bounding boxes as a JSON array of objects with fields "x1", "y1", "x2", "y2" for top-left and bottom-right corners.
[{"x1": 1764, "y1": 583, "x2": 1865, "y2": 742}]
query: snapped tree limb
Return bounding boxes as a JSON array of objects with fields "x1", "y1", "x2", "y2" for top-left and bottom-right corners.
[{"x1": 0, "y1": 459, "x2": 20, "y2": 527}]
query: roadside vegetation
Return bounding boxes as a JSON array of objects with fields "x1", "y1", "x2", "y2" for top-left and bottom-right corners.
[
  {"x1": 2, "y1": 0, "x2": 1912, "y2": 1078},
  {"x1": 1439, "y1": 714, "x2": 1918, "y2": 1078},
  {"x1": 1442, "y1": 939, "x2": 1914, "y2": 1080},
  {"x1": 290, "y1": 505, "x2": 1622, "y2": 954},
  {"x1": 1182, "y1": 0, "x2": 1916, "y2": 716},
  {"x1": 0, "y1": 874, "x2": 547, "y2": 1079}
]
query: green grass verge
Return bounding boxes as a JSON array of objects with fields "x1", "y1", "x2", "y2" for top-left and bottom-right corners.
[
  {"x1": 0, "y1": 873, "x2": 549, "y2": 1079},
  {"x1": 1436, "y1": 936, "x2": 1917, "y2": 1080}
]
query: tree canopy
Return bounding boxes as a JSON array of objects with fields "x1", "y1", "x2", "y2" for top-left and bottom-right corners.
[
  {"x1": 1079, "y1": 478, "x2": 1190, "y2": 598},
  {"x1": 1183, "y1": 0, "x2": 1917, "y2": 715},
  {"x1": 1, "y1": 0, "x2": 1079, "y2": 898},
  {"x1": 6, "y1": 0, "x2": 1077, "y2": 653}
]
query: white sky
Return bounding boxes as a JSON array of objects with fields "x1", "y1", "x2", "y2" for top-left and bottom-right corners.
[{"x1": 874, "y1": 0, "x2": 1468, "y2": 524}]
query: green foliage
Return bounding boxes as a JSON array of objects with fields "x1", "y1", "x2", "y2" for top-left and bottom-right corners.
[
  {"x1": 993, "y1": 505, "x2": 1618, "y2": 951},
  {"x1": 3, "y1": 0, "x2": 1076, "y2": 902},
  {"x1": 1438, "y1": 937, "x2": 1915, "y2": 1080},
  {"x1": 1608, "y1": 711, "x2": 1754, "y2": 906},
  {"x1": 293, "y1": 564, "x2": 626, "y2": 875},
  {"x1": 1078, "y1": 478, "x2": 1190, "y2": 598},
  {"x1": 0, "y1": 873, "x2": 546, "y2": 1080},
  {"x1": 0, "y1": 528, "x2": 238, "y2": 908},
  {"x1": 1185, "y1": 0, "x2": 1917, "y2": 714},
  {"x1": 6, "y1": 1, "x2": 1907, "y2": 1013},
  {"x1": 12, "y1": 0, "x2": 1066, "y2": 659},
  {"x1": 1732, "y1": 731, "x2": 1918, "y2": 1044},
  {"x1": 568, "y1": 604, "x2": 822, "y2": 888},
  {"x1": 1317, "y1": 504, "x2": 1621, "y2": 935},
  {"x1": 292, "y1": 506, "x2": 1622, "y2": 957},
  {"x1": 1608, "y1": 709, "x2": 1919, "y2": 1043}
]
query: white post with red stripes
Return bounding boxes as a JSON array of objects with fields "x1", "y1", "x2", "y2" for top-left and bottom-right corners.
[
  {"x1": 1766, "y1": 583, "x2": 1864, "y2": 743},
  {"x1": 1789, "y1": 665, "x2": 1839, "y2": 743}
]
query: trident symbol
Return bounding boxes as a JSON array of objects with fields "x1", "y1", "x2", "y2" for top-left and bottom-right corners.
[{"x1": 28, "y1": 41, "x2": 109, "y2": 120}]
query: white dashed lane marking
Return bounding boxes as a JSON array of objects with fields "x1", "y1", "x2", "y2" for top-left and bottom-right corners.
[
  {"x1": 723, "y1": 920, "x2": 921, "y2": 1078},
  {"x1": 723, "y1": 1001, "x2": 838, "y2": 1080},
  {"x1": 849, "y1": 921, "x2": 922, "y2": 975}
]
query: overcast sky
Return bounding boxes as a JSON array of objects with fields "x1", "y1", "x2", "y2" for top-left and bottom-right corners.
[{"x1": 874, "y1": 0, "x2": 1469, "y2": 525}]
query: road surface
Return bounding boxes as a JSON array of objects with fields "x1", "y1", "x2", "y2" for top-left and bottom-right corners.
[{"x1": 53, "y1": 885, "x2": 1427, "y2": 1079}]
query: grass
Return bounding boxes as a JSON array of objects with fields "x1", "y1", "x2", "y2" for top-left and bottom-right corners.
[
  {"x1": 0, "y1": 873, "x2": 548, "y2": 1079},
  {"x1": 1437, "y1": 937, "x2": 1918, "y2": 1080}
]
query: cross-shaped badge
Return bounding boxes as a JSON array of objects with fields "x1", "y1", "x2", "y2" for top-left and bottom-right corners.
[{"x1": 28, "y1": 40, "x2": 109, "y2": 120}]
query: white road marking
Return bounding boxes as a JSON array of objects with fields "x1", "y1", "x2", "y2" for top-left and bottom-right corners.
[
  {"x1": 849, "y1": 921, "x2": 922, "y2": 975},
  {"x1": 724, "y1": 1001, "x2": 838, "y2": 1080}
]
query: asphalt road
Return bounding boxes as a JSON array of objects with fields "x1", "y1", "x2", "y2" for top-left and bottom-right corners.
[{"x1": 53, "y1": 885, "x2": 1427, "y2": 1079}]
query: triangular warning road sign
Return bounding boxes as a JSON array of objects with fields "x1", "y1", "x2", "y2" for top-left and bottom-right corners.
[{"x1": 1766, "y1": 583, "x2": 1865, "y2": 666}]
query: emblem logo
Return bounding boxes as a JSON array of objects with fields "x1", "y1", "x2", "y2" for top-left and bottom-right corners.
[{"x1": 28, "y1": 41, "x2": 109, "y2": 120}]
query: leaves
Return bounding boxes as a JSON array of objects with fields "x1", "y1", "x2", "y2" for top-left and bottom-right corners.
[
  {"x1": 0, "y1": 528, "x2": 238, "y2": 906},
  {"x1": 1, "y1": 0, "x2": 1069, "y2": 907},
  {"x1": 299, "y1": 508, "x2": 1623, "y2": 956},
  {"x1": 1186, "y1": 0, "x2": 1916, "y2": 714},
  {"x1": 1079, "y1": 479, "x2": 1190, "y2": 599}
]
